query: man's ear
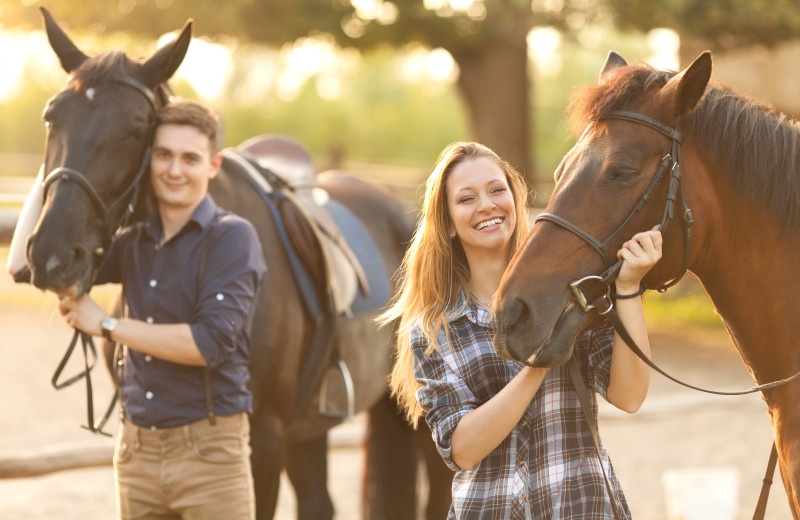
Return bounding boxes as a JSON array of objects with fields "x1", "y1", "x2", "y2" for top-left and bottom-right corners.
[{"x1": 209, "y1": 152, "x2": 222, "y2": 178}]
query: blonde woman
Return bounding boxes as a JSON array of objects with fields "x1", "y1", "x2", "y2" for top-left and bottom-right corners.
[{"x1": 381, "y1": 142, "x2": 661, "y2": 518}]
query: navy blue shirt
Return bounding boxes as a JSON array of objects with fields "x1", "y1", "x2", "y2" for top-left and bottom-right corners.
[{"x1": 95, "y1": 195, "x2": 266, "y2": 428}]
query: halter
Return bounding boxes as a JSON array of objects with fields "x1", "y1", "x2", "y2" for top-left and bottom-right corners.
[
  {"x1": 535, "y1": 110, "x2": 694, "y2": 314},
  {"x1": 41, "y1": 76, "x2": 158, "y2": 261}
]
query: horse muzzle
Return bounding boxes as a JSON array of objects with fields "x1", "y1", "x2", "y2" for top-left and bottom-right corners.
[{"x1": 494, "y1": 293, "x2": 587, "y2": 367}]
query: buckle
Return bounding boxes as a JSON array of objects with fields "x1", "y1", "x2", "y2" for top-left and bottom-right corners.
[{"x1": 569, "y1": 274, "x2": 614, "y2": 315}]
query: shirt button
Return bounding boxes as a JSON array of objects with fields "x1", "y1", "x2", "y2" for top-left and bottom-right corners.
[
  {"x1": 149, "y1": 279, "x2": 157, "y2": 288},
  {"x1": 216, "y1": 293, "x2": 224, "y2": 301},
  {"x1": 144, "y1": 355, "x2": 152, "y2": 362},
  {"x1": 145, "y1": 391, "x2": 154, "y2": 400},
  {"x1": 146, "y1": 317, "x2": 154, "y2": 324}
]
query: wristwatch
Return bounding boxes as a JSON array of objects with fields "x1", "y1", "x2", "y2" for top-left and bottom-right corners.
[{"x1": 100, "y1": 316, "x2": 119, "y2": 341}]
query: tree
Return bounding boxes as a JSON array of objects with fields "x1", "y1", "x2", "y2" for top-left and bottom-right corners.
[
  {"x1": 1, "y1": 0, "x2": 607, "y2": 190},
  {"x1": 606, "y1": 0, "x2": 800, "y2": 50}
]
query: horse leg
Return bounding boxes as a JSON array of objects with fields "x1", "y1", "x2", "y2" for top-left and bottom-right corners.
[
  {"x1": 416, "y1": 421, "x2": 453, "y2": 520},
  {"x1": 285, "y1": 433, "x2": 334, "y2": 520},
  {"x1": 362, "y1": 393, "x2": 419, "y2": 520},
  {"x1": 250, "y1": 411, "x2": 286, "y2": 520}
]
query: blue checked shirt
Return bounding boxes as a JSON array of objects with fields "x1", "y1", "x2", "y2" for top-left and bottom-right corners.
[{"x1": 412, "y1": 292, "x2": 631, "y2": 519}]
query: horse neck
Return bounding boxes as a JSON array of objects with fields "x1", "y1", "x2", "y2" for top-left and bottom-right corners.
[{"x1": 691, "y1": 191, "x2": 800, "y2": 392}]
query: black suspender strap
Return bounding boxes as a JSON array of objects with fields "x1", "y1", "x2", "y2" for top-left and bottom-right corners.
[
  {"x1": 566, "y1": 356, "x2": 624, "y2": 520},
  {"x1": 196, "y1": 215, "x2": 233, "y2": 426}
]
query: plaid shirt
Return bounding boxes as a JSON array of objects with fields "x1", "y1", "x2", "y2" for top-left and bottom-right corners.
[{"x1": 412, "y1": 292, "x2": 631, "y2": 519}]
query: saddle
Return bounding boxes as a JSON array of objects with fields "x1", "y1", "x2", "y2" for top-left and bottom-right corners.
[{"x1": 228, "y1": 134, "x2": 370, "y2": 317}]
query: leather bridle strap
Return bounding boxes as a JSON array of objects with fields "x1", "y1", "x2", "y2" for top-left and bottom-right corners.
[{"x1": 567, "y1": 357, "x2": 624, "y2": 520}]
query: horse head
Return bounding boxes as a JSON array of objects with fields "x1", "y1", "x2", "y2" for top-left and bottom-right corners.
[
  {"x1": 25, "y1": 8, "x2": 191, "y2": 297},
  {"x1": 494, "y1": 51, "x2": 714, "y2": 367}
]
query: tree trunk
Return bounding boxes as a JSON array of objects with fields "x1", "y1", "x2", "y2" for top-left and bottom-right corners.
[{"x1": 451, "y1": 38, "x2": 533, "y2": 189}]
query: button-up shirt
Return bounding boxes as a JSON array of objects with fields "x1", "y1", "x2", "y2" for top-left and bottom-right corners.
[
  {"x1": 412, "y1": 292, "x2": 631, "y2": 519},
  {"x1": 96, "y1": 195, "x2": 266, "y2": 428}
]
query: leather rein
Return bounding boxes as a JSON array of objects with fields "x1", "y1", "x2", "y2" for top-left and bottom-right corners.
[
  {"x1": 536, "y1": 110, "x2": 798, "y2": 519},
  {"x1": 46, "y1": 76, "x2": 160, "y2": 436}
]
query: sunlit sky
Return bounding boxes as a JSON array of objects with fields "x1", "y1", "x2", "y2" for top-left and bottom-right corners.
[{"x1": 0, "y1": 11, "x2": 678, "y2": 105}]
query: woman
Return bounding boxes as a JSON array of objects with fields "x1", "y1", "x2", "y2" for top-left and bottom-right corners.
[{"x1": 381, "y1": 142, "x2": 661, "y2": 519}]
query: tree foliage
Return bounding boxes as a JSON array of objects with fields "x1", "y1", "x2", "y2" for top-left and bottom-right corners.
[{"x1": 606, "y1": 0, "x2": 800, "y2": 49}]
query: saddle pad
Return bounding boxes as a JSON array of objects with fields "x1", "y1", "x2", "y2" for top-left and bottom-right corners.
[{"x1": 324, "y1": 199, "x2": 392, "y2": 318}]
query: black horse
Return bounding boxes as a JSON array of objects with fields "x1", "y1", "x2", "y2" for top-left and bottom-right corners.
[{"x1": 19, "y1": 8, "x2": 451, "y2": 519}]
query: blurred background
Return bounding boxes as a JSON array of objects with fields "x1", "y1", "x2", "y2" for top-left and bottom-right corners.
[{"x1": 1, "y1": 1, "x2": 799, "y2": 518}]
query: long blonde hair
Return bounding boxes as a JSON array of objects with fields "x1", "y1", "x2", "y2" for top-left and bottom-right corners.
[{"x1": 380, "y1": 142, "x2": 530, "y2": 427}]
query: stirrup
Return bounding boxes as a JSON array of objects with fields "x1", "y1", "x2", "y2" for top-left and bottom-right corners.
[{"x1": 318, "y1": 359, "x2": 355, "y2": 420}]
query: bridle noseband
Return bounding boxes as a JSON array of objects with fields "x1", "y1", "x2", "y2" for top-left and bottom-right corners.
[
  {"x1": 42, "y1": 76, "x2": 160, "y2": 260},
  {"x1": 536, "y1": 110, "x2": 694, "y2": 315}
]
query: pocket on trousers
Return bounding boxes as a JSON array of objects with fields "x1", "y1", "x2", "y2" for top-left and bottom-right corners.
[
  {"x1": 114, "y1": 429, "x2": 134, "y2": 465},
  {"x1": 192, "y1": 429, "x2": 245, "y2": 463}
]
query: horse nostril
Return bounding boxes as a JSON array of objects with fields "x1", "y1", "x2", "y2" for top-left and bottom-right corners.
[{"x1": 501, "y1": 296, "x2": 533, "y2": 336}]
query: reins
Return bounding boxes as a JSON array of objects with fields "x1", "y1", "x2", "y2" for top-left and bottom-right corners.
[
  {"x1": 537, "y1": 110, "x2": 799, "y2": 519},
  {"x1": 47, "y1": 76, "x2": 161, "y2": 436}
]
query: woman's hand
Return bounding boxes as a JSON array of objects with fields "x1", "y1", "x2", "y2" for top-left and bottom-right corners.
[{"x1": 615, "y1": 226, "x2": 662, "y2": 294}]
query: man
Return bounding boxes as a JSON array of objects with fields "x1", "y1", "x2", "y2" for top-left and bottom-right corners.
[{"x1": 59, "y1": 99, "x2": 266, "y2": 519}]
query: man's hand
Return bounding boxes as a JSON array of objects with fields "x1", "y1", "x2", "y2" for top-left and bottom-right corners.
[{"x1": 58, "y1": 294, "x2": 107, "y2": 337}]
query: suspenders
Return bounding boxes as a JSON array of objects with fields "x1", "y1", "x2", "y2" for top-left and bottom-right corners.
[{"x1": 118, "y1": 215, "x2": 233, "y2": 426}]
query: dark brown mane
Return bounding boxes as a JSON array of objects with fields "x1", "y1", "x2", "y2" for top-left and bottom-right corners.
[
  {"x1": 568, "y1": 64, "x2": 800, "y2": 233},
  {"x1": 71, "y1": 50, "x2": 134, "y2": 90},
  {"x1": 71, "y1": 49, "x2": 172, "y2": 106}
]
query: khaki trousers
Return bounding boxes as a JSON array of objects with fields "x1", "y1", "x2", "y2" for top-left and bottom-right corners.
[{"x1": 114, "y1": 412, "x2": 255, "y2": 520}]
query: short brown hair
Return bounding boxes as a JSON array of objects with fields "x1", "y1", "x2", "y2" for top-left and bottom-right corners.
[{"x1": 155, "y1": 99, "x2": 220, "y2": 153}]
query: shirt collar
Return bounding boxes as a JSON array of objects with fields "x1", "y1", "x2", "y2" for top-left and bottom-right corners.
[
  {"x1": 446, "y1": 290, "x2": 493, "y2": 329},
  {"x1": 142, "y1": 194, "x2": 217, "y2": 243}
]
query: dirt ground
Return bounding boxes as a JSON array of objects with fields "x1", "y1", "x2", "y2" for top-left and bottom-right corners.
[{"x1": 0, "y1": 255, "x2": 793, "y2": 519}]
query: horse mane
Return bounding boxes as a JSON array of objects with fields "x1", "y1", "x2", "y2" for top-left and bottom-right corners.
[
  {"x1": 71, "y1": 49, "x2": 172, "y2": 105},
  {"x1": 568, "y1": 63, "x2": 800, "y2": 233}
]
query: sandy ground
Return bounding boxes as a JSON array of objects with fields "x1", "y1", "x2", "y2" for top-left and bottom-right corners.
[{"x1": 0, "y1": 260, "x2": 793, "y2": 519}]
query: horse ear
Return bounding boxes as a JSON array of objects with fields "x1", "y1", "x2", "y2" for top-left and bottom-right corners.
[
  {"x1": 138, "y1": 20, "x2": 193, "y2": 88},
  {"x1": 658, "y1": 51, "x2": 712, "y2": 118},
  {"x1": 599, "y1": 51, "x2": 628, "y2": 80},
  {"x1": 40, "y1": 7, "x2": 89, "y2": 73}
]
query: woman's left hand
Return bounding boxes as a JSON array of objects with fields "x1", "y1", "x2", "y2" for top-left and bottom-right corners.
[{"x1": 615, "y1": 226, "x2": 662, "y2": 294}]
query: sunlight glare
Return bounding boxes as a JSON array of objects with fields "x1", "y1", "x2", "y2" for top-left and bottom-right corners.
[
  {"x1": 164, "y1": 35, "x2": 233, "y2": 100},
  {"x1": 0, "y1": 30, "x2": 28, "y2": 102},
  {"x1": 527, "y1": 26, "x2": 562, "y2": 78},
  {"x1": 647, "y1": 28, "x2": 680, "y2": 71}
]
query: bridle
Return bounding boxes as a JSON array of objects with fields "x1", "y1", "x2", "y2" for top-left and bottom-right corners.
[
  {"x1": 536, "y1": 109, "x2": 798, "y2": 520},
  {"x1": 536, "y1": 110, "x2": 693, "y2": 315},
  {"x1": 46, "y1": 75, "x2": 161, "y2": 436},
  {"x1": 42, "y1": 76, "x2": 159, "y2": 263},
  {"x1": 535, "y1": 109, "x2": 800, "y2": 395}
]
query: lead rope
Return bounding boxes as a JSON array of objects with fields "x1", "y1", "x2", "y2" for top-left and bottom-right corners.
[{"x1": 566, "y1": 357, "x2": 625, "y2": 520}]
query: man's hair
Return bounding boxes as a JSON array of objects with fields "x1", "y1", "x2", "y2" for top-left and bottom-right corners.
[{"x1": 155, "y1": 99, "x2": 220, "y2": 153}]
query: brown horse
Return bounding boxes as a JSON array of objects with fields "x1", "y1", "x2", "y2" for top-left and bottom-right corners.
[
  {"x1": 494, "y1": 50, "x2": 800, "y2": 516},
  {"x1": 19, "y1": 8, "x2": 451, "y2": 520}
]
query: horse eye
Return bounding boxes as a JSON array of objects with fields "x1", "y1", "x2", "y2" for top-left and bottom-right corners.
[{"x1": 610, "y1": 167, "x2": 638, "y2": 179}]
